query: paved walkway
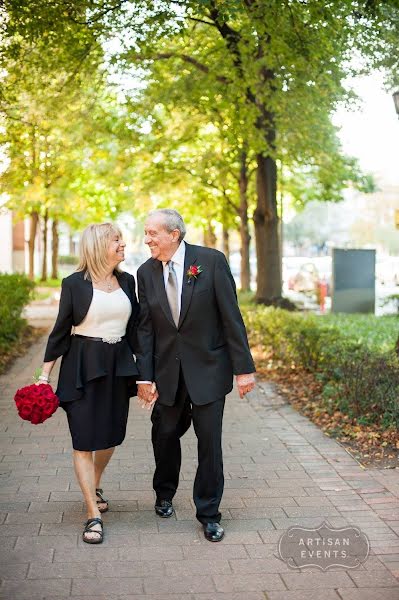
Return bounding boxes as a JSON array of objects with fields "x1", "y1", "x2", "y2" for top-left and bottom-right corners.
[{"x1": 1, "y1": 327, "x2": 399, "y2": 600}]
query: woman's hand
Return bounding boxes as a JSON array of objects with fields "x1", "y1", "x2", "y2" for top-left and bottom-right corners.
[{"x1": 33, "y1": 362, "x2": 55, "y2": 386}]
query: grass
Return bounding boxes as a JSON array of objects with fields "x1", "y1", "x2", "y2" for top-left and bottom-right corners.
[
  {"x1": 237, "y1": 292, "x2": 398, "y2": 353},
  {"x1": 34, "y1": 277, "x2": 62, "y2": 288},
  {"x1": 317, "y1": 313, "x2": 398, "y2": 352},
  {"x1": 33, "y1": 289, "x2": 53, "y2": 301}
]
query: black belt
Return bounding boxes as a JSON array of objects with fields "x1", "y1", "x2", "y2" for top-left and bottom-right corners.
[{"x1": 73, "y1": 334, "x2": 125, "y2": 344}]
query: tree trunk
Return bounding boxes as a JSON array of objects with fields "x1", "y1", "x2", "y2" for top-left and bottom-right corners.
[
  {"x1": 239, "y1": 152, "x2": 251, "y2": 291},
  {"x1": 28, "y1": 211, "x2": 39, "y2": 280},
  {"x1": 41, "y1": 209, "x2": 48, "y2": 281},
  {"x1": 203, "y1": 222, "x2": 217, "y2": 248},
  {"x1": 254, "y1": 153, "x2": 281, "y2": 303},
  {"x1": 69, "y1": 232, "x2": 74, "y2": 255},
  {"x1": 222, "y1": 226, "x2": 230, "y2": 261},
  {"x1": 51, "y1": 219, "x2": 59, "y2": 280}
]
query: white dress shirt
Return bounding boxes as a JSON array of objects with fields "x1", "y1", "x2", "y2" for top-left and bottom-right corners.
[{"x1": 137, "y1": 241, "x2": 186, "y2": 385}]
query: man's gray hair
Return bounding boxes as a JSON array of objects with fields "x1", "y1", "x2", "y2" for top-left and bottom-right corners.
[{"x1": 149, "y1": 209, "x2": 186, "y2": 242}]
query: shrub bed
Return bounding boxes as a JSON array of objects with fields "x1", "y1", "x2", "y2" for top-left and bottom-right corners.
[
  {"x1": 0, "y1": 273, "x2": 35, "y2": 359},
  {"x1": 241, "y1": 305, "x2": 399, "y2": 430}
]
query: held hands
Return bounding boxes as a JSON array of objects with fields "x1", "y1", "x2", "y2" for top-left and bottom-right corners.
[
  {"x1": 137, "y1": 382, "x2": 158, "y2": 410},
  {"x1": 236, "y1": 373, "x2": 256, "y2": 398}
]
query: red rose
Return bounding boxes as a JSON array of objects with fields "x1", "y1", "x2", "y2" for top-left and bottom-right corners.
[
  {"x1": 42, "y1": 408, "x2": 54, "y2": 418},
  {"x1": 186, "y1": 264, "x2": 203, "y2": 283},
  {"x1": 19, "y1": 405, "x2": 32, "y2": 419}
]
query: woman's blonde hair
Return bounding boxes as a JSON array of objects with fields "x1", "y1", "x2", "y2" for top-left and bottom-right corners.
[{"x1": 77, "y1": 223, "x2": 123, "y2": 281}]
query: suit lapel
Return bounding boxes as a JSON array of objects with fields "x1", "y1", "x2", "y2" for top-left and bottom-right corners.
[
  {"x1": 151, "y1": 259, "x2": 176, "y2": 327},
  {"x1": 178, "y1": 243, "x2": 197, "y2": 329},
  {"x1": 116, "y1": 271, "x2": 131, "y2": 301},
  {"x1": 76, "y1": 271, "x2": 93, "y2": 323}
]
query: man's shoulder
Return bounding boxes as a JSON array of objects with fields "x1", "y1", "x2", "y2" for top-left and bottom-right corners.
[{"x1": 188, "y1": 243, "x2": 226, "y2": 263}]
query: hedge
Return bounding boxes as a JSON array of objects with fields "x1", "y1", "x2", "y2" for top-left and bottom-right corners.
[
  {"x1": 241, "y1": 305, "x2": 399, "y2": 429},
  {"x1": 0, "y1": 273, "x2": 35, "y2": 354}
]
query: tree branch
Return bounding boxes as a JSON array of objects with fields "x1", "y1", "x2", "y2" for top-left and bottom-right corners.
[
  {"x1": 57, "y1": 44, "x2": 94, "y2": 94},
  {"x1": 222, "y1": 189, "x2": 240, "y2": 215},
  {"x1": 67, "y1": 0, "x2": 129, "y2": 26},
  {"x1": 128, "y1": 51, "x2": 230, "y2": 84},
  {"x1": 207, "y1": 0, "x2": 258, "y2": 105},
  {"x1": 0, "y1": 106, "x2": 34, "y2": 128},
  {"x1": 187, "y1": 17, "x2": 217, "y2": 27}
]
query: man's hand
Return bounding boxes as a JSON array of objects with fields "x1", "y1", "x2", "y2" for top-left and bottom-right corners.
[
  {"x1": 236, "y1": 373, "x2": 256, "y2": 398},
  {"x1": 137, "y1": 382, "x2": 158, "y2": 409}
]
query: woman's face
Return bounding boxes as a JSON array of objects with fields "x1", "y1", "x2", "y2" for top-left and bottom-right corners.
[{"x1": 107, "y1": 232, "x2": 126, "y2": 267}]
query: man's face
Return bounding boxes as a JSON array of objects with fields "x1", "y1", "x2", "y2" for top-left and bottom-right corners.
[{"x1": 144, "y1": 215, "x2": 180, "y2": 261}]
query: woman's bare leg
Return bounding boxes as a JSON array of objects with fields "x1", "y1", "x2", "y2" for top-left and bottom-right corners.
[
  {"x1": 94, "y1": 447, "x2": 115, "y2": 489},
  {"x1": 94, "y1": 447, "x2": 115, "y2": 511},
  {"x1": 73, "y1": 450, "x2": 101, "y2": 541}
]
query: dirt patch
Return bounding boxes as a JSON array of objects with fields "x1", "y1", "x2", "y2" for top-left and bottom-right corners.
[{"x1": 0, "y1": 325, "x2": 47, "y2": 376}]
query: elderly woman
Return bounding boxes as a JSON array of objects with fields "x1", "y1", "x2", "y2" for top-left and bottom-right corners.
[{"x1": 37, "y1": 223, "x2": 142, "y2": 544}]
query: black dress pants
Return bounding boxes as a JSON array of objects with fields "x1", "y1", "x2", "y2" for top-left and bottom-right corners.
[{"x1": 151, "y1": 370, "x2": 225, "y2": 524}]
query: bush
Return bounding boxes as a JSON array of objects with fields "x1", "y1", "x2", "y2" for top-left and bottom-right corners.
[
  {"x1": 241, "y1": 305, "x2": 399, "y2": 429},
  {"x1": 325, "y1": 349, "x2": 399, "y2": 428},
  {"x1": 0, "y1": 273, "x2": 35, "y2": 353}
]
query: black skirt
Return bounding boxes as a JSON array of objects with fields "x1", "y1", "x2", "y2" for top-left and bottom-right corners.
[{"x1": 57, "y1": 335, "x2": 139, "y2": 451}]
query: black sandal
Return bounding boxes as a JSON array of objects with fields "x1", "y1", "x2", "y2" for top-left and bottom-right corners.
[
  {"x1": 82, "y1": 517, "x2": 103, "y2": 544},
  {"x1": 96, "y1": 488, "x2": 109, "y2": 513}
]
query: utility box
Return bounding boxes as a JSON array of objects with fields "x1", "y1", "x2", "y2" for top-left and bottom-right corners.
[{"x1": 332, "y1": 248, "x2": 376, "y2": 313}]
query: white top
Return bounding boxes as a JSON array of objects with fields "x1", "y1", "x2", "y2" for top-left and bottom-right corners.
[
  {"x1": 162, "y1": 240, "x2": 186, "y2": 313},
  {"x1": 74, "y1": 287, "x2": 132, "y2": 338}
]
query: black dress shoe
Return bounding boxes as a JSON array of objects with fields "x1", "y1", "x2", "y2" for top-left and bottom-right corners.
[
  {"x1": 155, "y1": 499, "x2": 174, "y2": 518},
  {"x1": 203, "y1": 522, "x2": 224, "y2": 542}
]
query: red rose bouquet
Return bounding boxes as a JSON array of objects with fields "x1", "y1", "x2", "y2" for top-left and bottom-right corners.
[{"x1": 14, "y1": 383, "x2": 59, "y2": 424}]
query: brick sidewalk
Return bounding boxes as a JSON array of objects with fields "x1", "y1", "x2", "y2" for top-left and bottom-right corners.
[{"x1": 1, "y1": 332, "x2": 399, "y2": 600}]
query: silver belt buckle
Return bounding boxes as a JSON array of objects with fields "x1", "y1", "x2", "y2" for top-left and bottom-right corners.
[{"x1": 101, "y1": 336, "x2": 122, "y2": 344}]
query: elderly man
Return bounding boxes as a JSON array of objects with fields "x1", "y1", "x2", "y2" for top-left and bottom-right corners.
[{"x1": 136, "y1": 209, "x2": 255, "y2": 542}]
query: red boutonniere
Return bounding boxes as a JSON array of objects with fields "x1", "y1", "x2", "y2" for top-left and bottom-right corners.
[{"x1": 187, "y1": 264, "x2": 203, "y2": 284}]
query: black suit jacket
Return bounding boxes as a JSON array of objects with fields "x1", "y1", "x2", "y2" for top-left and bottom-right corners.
[
  {"x1": 44, "y1": 269, "x2": 140, "y2": 363},
  {"x1": 135, "y1": 242, "x2": 255, "y2": 406}
]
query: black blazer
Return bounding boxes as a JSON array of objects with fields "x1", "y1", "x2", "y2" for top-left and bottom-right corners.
[
  {"x1": 44, "y1": 270, "x2": 140, "y2": 362},
  {"x1": 135, "y1": 242, "x2": 255, "y2": 406}
]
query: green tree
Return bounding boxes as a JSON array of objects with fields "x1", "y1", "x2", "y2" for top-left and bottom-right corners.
[
  {"x1": 107, "y1": 0, "x2": 397, "y2": 301},
  {"x1": 4, "y1": 0, "x2": 398, "y2": 300},
  {"x1": 1, "y1": 37, "x2": 140, "y2": 278}
]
